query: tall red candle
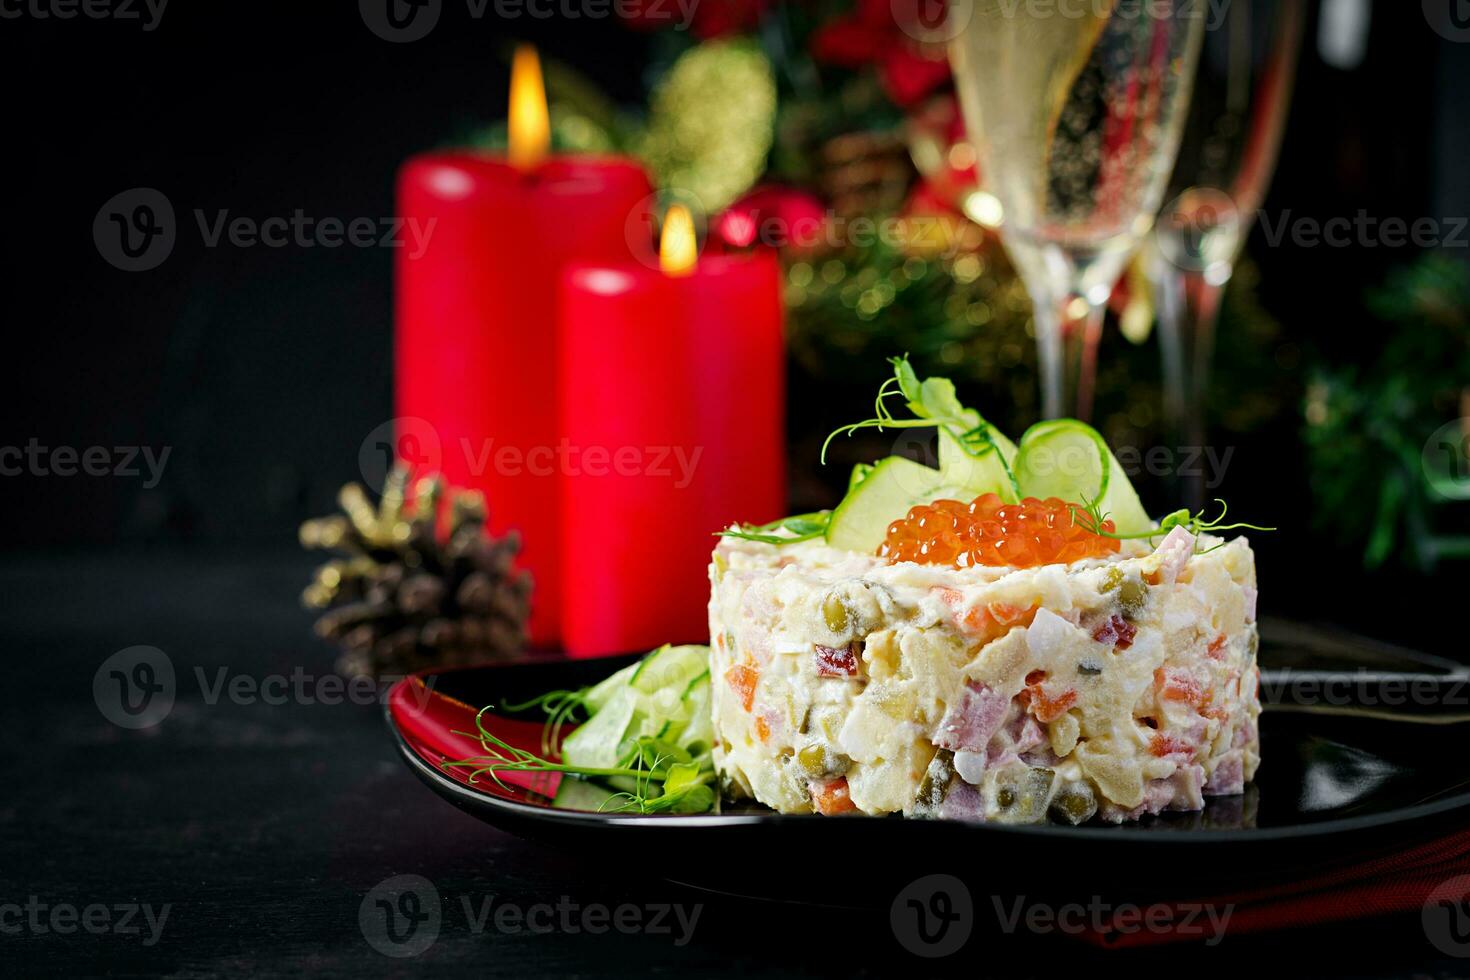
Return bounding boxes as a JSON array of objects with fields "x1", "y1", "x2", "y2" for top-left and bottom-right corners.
[
  {"x1": 558, "y1": 228, "x2": 785, "y2": 657},
  {"x1": 396, "y1": 49, "x2": 652, "y2": 646}
]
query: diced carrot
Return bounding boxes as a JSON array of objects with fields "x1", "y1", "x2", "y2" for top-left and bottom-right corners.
[
  {"x1": 1027, "y1": 685, "x2": 1077, "y2": 723},
  {"x1": 810, "y1": 777, "x2": 858, "y2": 815},
  {"x1": 960, "y1": 605, "x2": 993, "y2": 634},
  {"x1": 1206, "y1": 633, "x2": 1228, "y2": 659},
  {"x1": 753, "y1": 715, "x2": 771, "y2": 742},
  {"x1": 1150, "y1": 732, "x2": 1194, "y2": 758},
  {"x1": 1154, "y1": 667, "x2": 1205, "y2": 707},
  {"x1": 724, "y1": 663, "x2": 758, "y2": 712},
  {"x1": 988, "y1": 601, "x2": 1037, "y2": 626},
  {"x1": 935, "y1": 587, "x2": 964, "y2": 608}
]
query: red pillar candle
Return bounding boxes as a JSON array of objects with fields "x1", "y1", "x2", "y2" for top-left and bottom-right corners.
[
  {"x1": 396, "y1": 48, "x2": 652, "y2": 646},
  {"x1": 558, "y1": 216, "x2": 786, "y2": 657}
]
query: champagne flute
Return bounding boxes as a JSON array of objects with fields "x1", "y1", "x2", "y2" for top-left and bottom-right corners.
[
  {"x1": 950, "y1": 1, "x2": 1207, "y2": 421},
  {"x1": 1150, "y1": 0, "x2": 1304, "y2": 509}
]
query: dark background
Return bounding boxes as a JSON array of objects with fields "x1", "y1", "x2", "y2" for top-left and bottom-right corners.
[
  {"x1": 2, "y1": 1, "x2": 1462, "y2": 549},
  {"x1": 3, "y1": 3, "x2": 1470, "y2": 975}
]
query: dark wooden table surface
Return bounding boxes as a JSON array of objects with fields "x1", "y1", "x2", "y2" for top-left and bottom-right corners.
[{"x1": 2, "y1": 548, "x2": 1465, "y2": 978}]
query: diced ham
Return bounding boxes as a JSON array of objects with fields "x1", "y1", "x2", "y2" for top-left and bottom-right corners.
[
  {"x1": 1148, "y1": 525, "x2": 1196, "y2": 585},
  {"x1": 937, "y1": 779, "x2": 985, "y2": 821},
  {"x1": 1091, "y1": 614, "x2": 1136, "y2": 649},
  {"x1": 934, "y1": 680, "x2": 1011, "y2": 752},
  {"x1": 1171, "y1": 764, "x2": 1206, "y2": 810},
  {"x1": 814, "y1": 643, "x2": 859, "y2": 677},
  {"x1": 1205, "y1": 750, "x2": 1245, "y2": 796}
]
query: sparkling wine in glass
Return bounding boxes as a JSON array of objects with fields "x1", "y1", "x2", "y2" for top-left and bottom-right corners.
[
  {"x1": 1149, "y1": 0, "x2": 1304, "y2": 508},
  {"x1": 950, "y1": 1, "x2": 1206, "y2": 420}
]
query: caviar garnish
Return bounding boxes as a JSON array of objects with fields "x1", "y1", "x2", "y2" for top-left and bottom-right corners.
[{"x1": 878, "y1": 494, "x2": 1121, "y2": 569}]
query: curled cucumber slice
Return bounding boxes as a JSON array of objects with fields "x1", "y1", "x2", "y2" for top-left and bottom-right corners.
[{"x1": 1014, "y1": 420, "x2": 1152, "y2": 535}]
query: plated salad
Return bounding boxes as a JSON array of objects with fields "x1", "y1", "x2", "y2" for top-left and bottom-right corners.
[{"x1": 450, "y1": 358, "x2": 1268, "y2": 824}]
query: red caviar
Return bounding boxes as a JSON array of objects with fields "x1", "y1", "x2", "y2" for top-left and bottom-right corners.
[{"x1": 878, "y1": 493, "x2": 1120, "y2": 569}]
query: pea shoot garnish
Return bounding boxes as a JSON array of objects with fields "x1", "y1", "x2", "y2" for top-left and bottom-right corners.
[{"x1": 1071, "y1": 496, "x2": 1275, "y2": 554}]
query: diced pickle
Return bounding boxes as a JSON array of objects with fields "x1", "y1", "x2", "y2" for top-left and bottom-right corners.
[
  {"x1": 915, "y1": 749, "x2": 955, "y2": 809},
  {"x1": 796, "y1": 741, "x2": 851, "y2": 777},
  {"x1": 1049, "y1": 783, "x2": 1097, "y2": 825},
  {"x1": 1100, "y1": 567, "x2": 1125, "y2": 593},
  {"x1": 987, "y1": 766, "x2": 1055, "y2": 823},
  {"x1": 822, "y1": 593, "x2": 849, "y2": 633},
  {"x1": 1118, "y1": 578, "x2": 1148, "y2": 615}
]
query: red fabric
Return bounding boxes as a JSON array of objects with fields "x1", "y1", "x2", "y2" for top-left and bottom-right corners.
[
  {"x1": 1084, "y1": 828, "x2": 1470, "y2": 947},
  {"x1": 389, "y1": 676, "x2": 565, "y2": 798}
]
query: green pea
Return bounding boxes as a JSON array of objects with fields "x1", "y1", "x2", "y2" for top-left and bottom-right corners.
[{"x1": 822, "y1": 593, "x2": 849, "y2": 633}]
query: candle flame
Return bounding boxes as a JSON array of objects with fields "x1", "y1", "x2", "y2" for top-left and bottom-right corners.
[
  {"x1": 659, "y1": 205, "x2": 698, "y2": 277},
  {"x1": 508, "y1": 44, "x2": 550, "y2": 171}
]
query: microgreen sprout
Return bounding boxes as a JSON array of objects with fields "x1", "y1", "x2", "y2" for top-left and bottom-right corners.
[
  {"x1": 442, "y1": 708, "x2": 715, "y2": 813},
  {"x1": 1071, "y1": 496, "x2": 1275, "y2": 553},
  {"x1": 718, "y1": 512, "x2": 829, "y2": 545},
  {"x1": 820, "y1": 356, "x2": 1019, "y2": 496},
  {"x1": 500, "y1": 688, "x2": 590, "y2": 755}
]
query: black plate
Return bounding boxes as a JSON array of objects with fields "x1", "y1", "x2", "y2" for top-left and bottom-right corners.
[{"x1": 387, "y1": 618, "x2": 1470, "y2": 906}]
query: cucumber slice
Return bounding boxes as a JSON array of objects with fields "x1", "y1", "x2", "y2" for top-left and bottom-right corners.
[
  {"x1": 630, "y1": 644, "x2": 708, "y2": 695},
  {"x1": 937, "y1": 425, "x2": 1019, "y2": 502},
  {"x1": 582, "y1": 661, "x2": 639, "y2": 714},
  {"x1": 847, "y1": 462, "x2": 874, "y2": 493},
  {"x1": 560, "y1": 685, "x2": 638, "y2": 771},
  {"x1": 670, "y1": 673, "x2": 713, "y2": 753},
  {"x1": 1013, "y1": 419, "x2": 1152, "y2": 534},
  {"x1": 825, "y1": 456, "x2": 978, "y2": 553}
]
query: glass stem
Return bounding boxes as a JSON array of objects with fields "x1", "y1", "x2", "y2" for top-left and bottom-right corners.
[
  {"x1": 1033, "y1": 295, "x2": 1066, "y2": 421},
  {"x1": 1033, "y1": 293, "x2": 1106, "y2": 422},
  {"x1": 1072, "y1": 301, "x2": 1107, "y2": 426},
  {"x1": 1152, "y1": 254, "x2": 1230, "y2": 511}
]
